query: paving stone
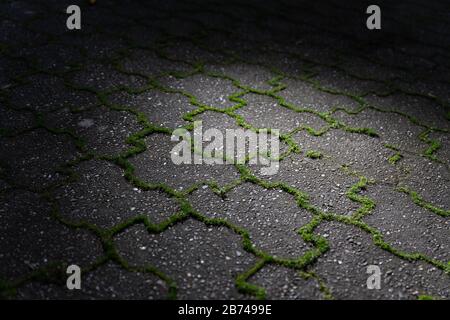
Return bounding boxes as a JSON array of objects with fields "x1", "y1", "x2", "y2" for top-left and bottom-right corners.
[
  {"x1": 314, "y1": 222, "x2": 449, "y2": 299},
  {"x1": 115, "y1": 219, "x2": 256, "y2": 299},
  {"x1": 71, "y1": 62, "x2": 147, "y2": 92},
  {"x1": 0, "y1": 106, "x2": 35, "y2": 135},
  {"x1": 0, "y1": 190, "x2": 103, "y2": 280},
  {"x1": 189, "y1": 183, "x2": 312, "y2": 259},
  {"x1": 107, "y1": 90, "x2": 195, "y2": 129},
  {"x1": 130, "y1": 133, "x2": 241, "y2": 191},
  {"x1": 16, "y1": 262, "x2": 167, "y2": 299},
  {"x1": 6, "y1": 74, "x2": 96, "y2": 113},
  {"x1": 0, "y1": 0, "x2": 448, "y2": 300},
  {"x1": 250, "y1": 265, "x2": 323, "y2": 300},
  {"x1": 162, "y1": 74, "x2": 240, "y2": 109},
  {"x1": 363, "y1": 184, "x2": 449, "y2": 262},
  {"x1": 0, "y1": 129, "x2": 79, "y2": 190},
  {"x1": 236, "y1": 93, "x2": 329, "y2": 134},
  {"x1": 364, "y1": 93, "x2": 450, "y2": 130},
  {"x1": 333, "y1": 108, "x2": 429, "y2": 155},
  {"x1": 121, "y1": 48, "x2": 192, "y2": 77},
  {"x1": 279, "y1": 78, "x2": 362, "y2": 114},
  {"x1": 55, "y1": 160, "x2": 180, "y2": 229},
  {"x1": 399, "y1": 154, "x2": 450, "y2": 210},
  {"x1": 205, "y1": 63, "x2": 276, "y2": 91},
  {"x1": 291, "y1": 129, "x2": 399, "y2": 183},
  {"x1": 250, "y1": 154, "x2": 361, "y2": 216},
  {"x1": 44, "y1": 105, "x2": 144, "y2": 157}
]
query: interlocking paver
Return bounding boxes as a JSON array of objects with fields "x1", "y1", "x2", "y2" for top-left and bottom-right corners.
[
  {"x1": 115, "y1": 219, "x2": 256, "y2": 299},
  {"x1": 314, "y1": 222, "x2": 450, "y2": 299},
  {"x1": 54, "y1": 160, "x2": 180, "y2": 228},
  {"x1": 0, "y1": 190, "x2": 103, "y2": 280},
  {"x1": 0, "y1": 129, "x2": 79, "y2": 190},
  {"x1": 189, "y1": 183, "x2": 312, "y2": 259},
  {"x1": 0, "y1": 0, "x2": 448, "y2": 300},
  {"x1": 44, "y1": 106, "x2": 144, "y2": 157},
  {"x1": 15, "y1": 262, "x2": 168, "y2": 299},
  {"x1": 107, "y1": 90, "x2": 195, "y2": 129},
  {"x1": 249, "y1": 264, "x2": 323, "y2": 300},
  {"x1": 130, "y1": 133, "x2": 241, "y2": 191}
]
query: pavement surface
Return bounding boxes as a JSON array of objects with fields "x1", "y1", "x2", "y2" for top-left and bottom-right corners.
[{"x1": 0, "y1": 0, "x2": 449, "y2": 299}]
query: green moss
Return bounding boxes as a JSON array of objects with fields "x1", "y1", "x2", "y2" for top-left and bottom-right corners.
[
  {"x1": 417, "y1": 295, "x2": 435, "y2": 300},
  {"x1": 235, "y1": 260, "x2": 266, "y2": 299},
  {"x1": 384, "y1": 143, "x2": 399, "y2": 151},
  {"x1": 306, "y1": 150, "x2": 323, "y2": 159},
  {"x1": 299, "y1": 271, "x2": 333, "y2": 300},
  {"x1": 388, "y1": 153, "x2": 402, "y2": 164},
  {"x1": 346, "y1": 176, "x2": 376, "y2": 220},
  {"x1": 0, "y1": 278, "x2": 16, "y2": 299},
  {"x1": 344, "y1": 126, "x2": 378, "y2": 137},
  {"x1": 3, "y1": 16, "x2": 449, "y2": 300},
  {"x1": 397, "y1": 187, "x2": 449, "y2": 218},
  {"x1": 419, "y1": 129, "x2": 442, "y2": 161}
]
